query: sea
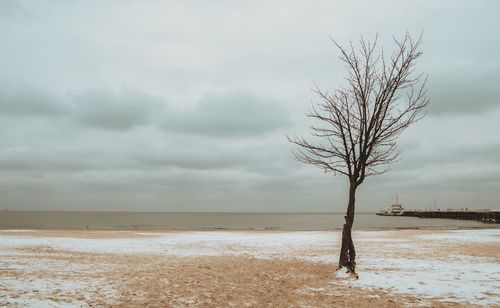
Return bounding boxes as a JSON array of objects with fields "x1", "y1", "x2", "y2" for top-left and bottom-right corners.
[{"x1": 0, "y1": 211, "x2": 497, "y2": 230}]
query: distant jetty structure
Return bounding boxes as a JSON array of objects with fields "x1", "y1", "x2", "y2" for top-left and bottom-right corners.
[{"x1": 402, "y1": 209, "x2": 499, "y2": 224}]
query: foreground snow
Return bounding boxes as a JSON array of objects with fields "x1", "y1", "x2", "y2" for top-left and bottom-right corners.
[{"x1": 0, "y1": 229, "x2": 499, "y2": 306}]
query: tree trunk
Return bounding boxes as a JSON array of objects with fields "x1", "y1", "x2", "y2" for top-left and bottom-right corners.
[{"x1": 338, "y1": 181, "x2": 357, "y2": 274}]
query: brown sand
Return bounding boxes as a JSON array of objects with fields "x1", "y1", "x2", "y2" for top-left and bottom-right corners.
[
  {"x1": 1, "y1": 247, "x2": 467, "y2": 308},
  {"x1": 1, "y1": 229, "x2": 495, "y2": 307}
]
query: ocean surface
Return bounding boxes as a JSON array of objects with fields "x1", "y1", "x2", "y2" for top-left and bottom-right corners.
[{"x1": 0, "y1": 211, "x2": 497, "y2": 230}]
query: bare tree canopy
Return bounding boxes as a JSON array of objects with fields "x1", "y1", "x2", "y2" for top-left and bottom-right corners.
[{"x1": 289, "y1": 32, "x2": 429, "y2": 274}]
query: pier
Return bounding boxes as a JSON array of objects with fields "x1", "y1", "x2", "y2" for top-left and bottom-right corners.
[{"x1": 402, "y1": 209, "x2": 499, "y2": 224}]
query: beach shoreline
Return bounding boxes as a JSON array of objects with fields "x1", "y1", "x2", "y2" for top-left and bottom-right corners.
[{"x1": 2, "y1": 211, "x2": 497, "y2": 231}]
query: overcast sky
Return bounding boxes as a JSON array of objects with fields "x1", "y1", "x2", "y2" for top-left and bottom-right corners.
[{"x1": 0, "y1": 0, "x2": 499, "y2": 212}]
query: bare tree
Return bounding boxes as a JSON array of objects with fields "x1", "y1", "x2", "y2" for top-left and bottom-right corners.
[{"x1": 289, "y1": 33, "x2": 429, "y2": 275}]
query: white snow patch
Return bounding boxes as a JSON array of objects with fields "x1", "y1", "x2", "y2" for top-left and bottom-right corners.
[
  {"x1": 334, "y1": 269, "x2": 353, "y2": 279},
  {"x1": 0, "y1": 276, "x2": 118, "y2": 307},
  {"x1": 0, "y1": 231, "x2": 337, "y2": 257},
  {"x1": 350, "y1": 256, "x2": 500, "y2": 306},
  {"x1": 418, "y1": 229, "x2": 500, "y2": 243}
]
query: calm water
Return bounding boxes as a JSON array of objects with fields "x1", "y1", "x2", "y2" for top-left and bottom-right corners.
[{"x1": 0, "y1": 211, "x2": 497, "y2": 230}]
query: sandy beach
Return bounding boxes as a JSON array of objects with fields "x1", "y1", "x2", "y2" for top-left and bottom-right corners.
[{"x1": 0, "y1": 229, "x2": 499, "y2": 307}]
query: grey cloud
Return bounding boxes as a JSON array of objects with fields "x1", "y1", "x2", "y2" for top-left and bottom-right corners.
[
  {"x1": 0, "y1": 84, "x2": 167, "y2": 130},
  {"x1": 162, "y1": 92, "x2": 291, "y2": 137},
  {"x1": 0, "y1": 129, "x2": 295, "y2": 179},
  {"x1": 0, "y1": 83, "x2": 68, "y2": 117},
  {"x1": 0, "y1": 0, "x2": 23, "y2": 18},
  {"x1": 448, "y1": 143, "x2": 500, "y2": 165},
  {"x1": 363, "y1": 142, "x2": 500, "y2": 196},
  {"x1": 428, "y1": 67, "x2": 500, "y2": 114},
  {"x1": 397, "y1": 143, "x2": 500, "y2": 172},
  {"x1": 71, "y1": 88, "x2": 166, "y2": 130},
  {"x1": 132, "y1": 149, "x2": 247, "y2": 171},
  {"x1": 129, "y1": 138, "x2": 295, "y2": 175},
  {"x1": 0, "y1": 146, "x2": 125, "y2": 173}
]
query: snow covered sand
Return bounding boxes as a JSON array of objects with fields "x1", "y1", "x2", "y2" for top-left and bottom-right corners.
[{"x1": 0, "y1": 229, "x2": 498, "y2": 307}]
